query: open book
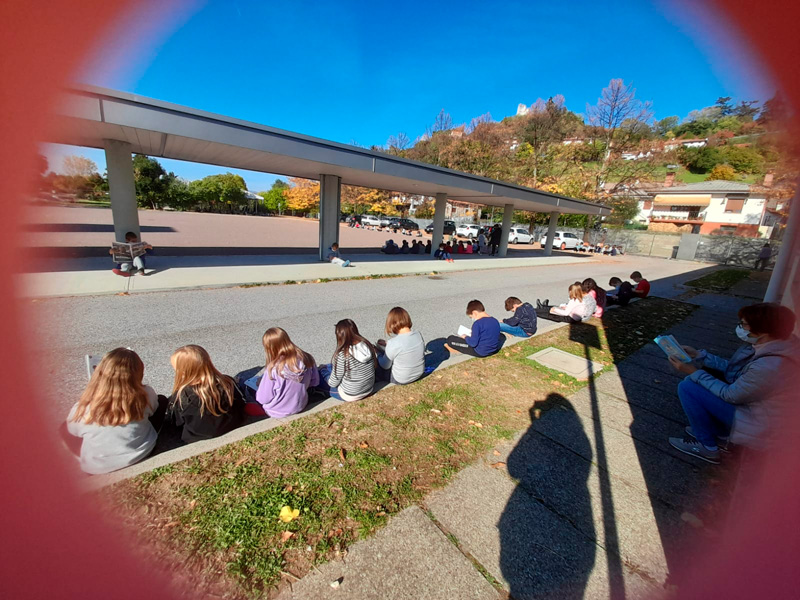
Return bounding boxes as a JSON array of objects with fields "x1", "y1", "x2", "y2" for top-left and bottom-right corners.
[
  {"x1": 654, "y1": 335, "x2": 692, "y2": 363},
  {"x1": 457, "y1": 325, "x2": 472, "y2": 337},
  {"x1": 111, "y1": 242, "x2": 148, "y2": 263}
]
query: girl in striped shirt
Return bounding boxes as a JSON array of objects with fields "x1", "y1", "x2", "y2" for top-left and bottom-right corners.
[{"x1": 318, "y1": 319, "x2": 377, "y2": 402}]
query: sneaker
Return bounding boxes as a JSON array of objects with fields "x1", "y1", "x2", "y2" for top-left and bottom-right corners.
[
  {"x1": 342, "y1": 260, "x2": 351, "y2": 267},
  {"x1": 684, "y1": 426, "x2": 730, "y2": 451},
  {"x1": 669, "y1": 436, "x2": 720, "y2": 464},
  {"x1": 112, "y1": 268, "x2": 131, "y2": 278},
  {"x1": 137, "y1": 268, "x2": 147, "y2": 276}
]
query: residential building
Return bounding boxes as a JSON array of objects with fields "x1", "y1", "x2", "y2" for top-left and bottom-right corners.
[{"x1": 635, "y1": 180, "x2": 768, "y2": 237}]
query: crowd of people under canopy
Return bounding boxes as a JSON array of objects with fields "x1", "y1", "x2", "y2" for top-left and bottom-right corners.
[{"x1": 66, "y1": 266, "x2": 796, "y2": 475}]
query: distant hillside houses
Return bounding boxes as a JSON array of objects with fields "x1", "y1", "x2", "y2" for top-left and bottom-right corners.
[
  {"x1": 664, "y1": 138, "x2": 708, "y2": 151},
  {"x1": 629, "y1": 175, "x2": 783, "y2": 238}
]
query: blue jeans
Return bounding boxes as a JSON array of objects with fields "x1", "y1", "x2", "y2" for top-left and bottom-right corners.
[
  {"x1": 677, "y1": 377, "x2": 735, "y2": 447},
  {"x1": 498, "y1": 323, "x2": 531, "y2": 338},
  {"x1": 316, "y1": 364, "x2": 343, "y2": 401}
]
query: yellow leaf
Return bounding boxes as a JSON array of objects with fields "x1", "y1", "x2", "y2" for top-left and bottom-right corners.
[{"x1": 280, "y1": 506, "x2": 300, "y2": 523}]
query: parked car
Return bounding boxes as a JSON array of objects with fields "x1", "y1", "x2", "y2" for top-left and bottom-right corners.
[
  {"x1": 539, "y1": 231, "x2": 581, "y2": 250},
  {"x1": 379, "y1": 216, "x2": 393, "y2": 227},
  {"x1": 509, "y1": 227, "x2": 534, "y2": 244},
  {"x1": 456, "y1": 224, "x2": 481, "y2": 239},
  {"x1": 361, "y1": 215, "x2": 381, "y2": 227},
  {"x1": 389, "y1": 218, "x2": 420, "y2": 231},
  {"x1": 425, "y1": 220, "x2": 456, "y2": 235}
]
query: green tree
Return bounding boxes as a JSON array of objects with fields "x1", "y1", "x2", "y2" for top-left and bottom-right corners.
[
  {"x1": 673, "y1": 118, "x2": 714, "y2": 138},
  {"x1": 654, "y1": 116, "x2": 679, "y2": 137},
  {"x1": 189, "y1": 173, "x2": 247, "y2": 212},
  {"x1": 605, "y1": 196, "x2": 640, "y2": 225},
  {"x1": 132, "y1": 154, "x2": 172, "y2": 209},
  {"x1": 715, "y1": 96, "x2": 734, "y2": 117},
  {"x1": 734, "y1": 100, "x2": 760, "y2": 121},
  {"x1": 719, "y1": 146, "x2": 765, "y2": 173},
  {"x1": 679, "y1": 146, "x2": 723, "y2": 173},
  {"x1": 713, "y1": 116, "x2": 742, "y2": 134},
  {"x1": 164, "y1": 178, "x2": 194, "y2": 210},
  {"x1": 257, "y1": 187, "x2": 288, "y2": 214}
]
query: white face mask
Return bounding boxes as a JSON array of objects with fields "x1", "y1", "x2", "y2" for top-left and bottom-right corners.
[{"x1": 735, "y1": 325, "x2": 761, "y2": 344}]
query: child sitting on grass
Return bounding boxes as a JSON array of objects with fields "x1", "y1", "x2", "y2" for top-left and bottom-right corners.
[
  {"x1": 327, "y1": 243, "x2": 351, "y2": 267},
  {"x1": 499, "y1": 296, "x2": 537, "y2": 338},
  {"x1": 168, "y1": 345, "x2": 245, "y2": 444}
]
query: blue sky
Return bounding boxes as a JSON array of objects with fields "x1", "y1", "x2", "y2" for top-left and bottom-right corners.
[{"x1": 45, "y1": 0, "x2": 774, "y2": 191}]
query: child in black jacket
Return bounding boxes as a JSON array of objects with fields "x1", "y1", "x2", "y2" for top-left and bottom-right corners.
[{"x1": 499, "y1": 297, "x2": 538, "y2": 337}]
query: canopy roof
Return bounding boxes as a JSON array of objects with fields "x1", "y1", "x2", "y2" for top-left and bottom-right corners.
[{"x1": 48, "y1": 85, "x2": 610, "y2": 217}]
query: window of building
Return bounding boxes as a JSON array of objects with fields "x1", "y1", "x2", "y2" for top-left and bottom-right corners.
[
  {"x1": 719, "y1": 225, "x2": 738, "y2": 233},
  {"x1": 725, "y1": 198, "x2": 745, "y2": 213}
]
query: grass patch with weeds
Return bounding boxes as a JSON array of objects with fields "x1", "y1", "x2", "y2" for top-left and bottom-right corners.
[
  {"x1": 102, "y1": 297, "x2": 695, "y2": 599},
  {"x1": 685, "y1": 268, "x2": 753, "y2": 292}
]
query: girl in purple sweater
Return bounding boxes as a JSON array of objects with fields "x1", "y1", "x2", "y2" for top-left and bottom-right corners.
[{"x1": 254, "y1": 328, "x2": 319, "y2": 418}]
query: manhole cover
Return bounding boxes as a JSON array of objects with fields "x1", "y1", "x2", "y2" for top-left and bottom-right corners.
[{"x1": 428, "y1": 276, "x2": 446, "y2": 280}]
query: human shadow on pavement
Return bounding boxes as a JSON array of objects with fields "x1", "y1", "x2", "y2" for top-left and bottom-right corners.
[{"x1": 498, "y1": 393, "x2": 596, "y2": 599}]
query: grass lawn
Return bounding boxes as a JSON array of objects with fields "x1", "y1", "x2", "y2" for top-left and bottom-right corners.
[
  {"x1": 102, "y1": 298, "x2": 696, "y2": 599},
  {"x1": 685, "y1": 268, "x2": 753, "y2": 292}
]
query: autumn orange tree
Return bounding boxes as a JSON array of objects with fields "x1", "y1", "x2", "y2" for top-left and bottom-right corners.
[{"x1": 285, "y1": 177, "x2": 320, "y2": 214}]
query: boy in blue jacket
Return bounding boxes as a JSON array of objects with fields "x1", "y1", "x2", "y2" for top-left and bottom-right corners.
[{"x1": 445, "y1": 299, "x2": 502, "y2": 357}]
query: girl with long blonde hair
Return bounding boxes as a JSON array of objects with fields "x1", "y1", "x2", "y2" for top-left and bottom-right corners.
[
  {"x1": 66, "y1": 348, "x2": 162, "y2": 474},
  {"x1": 549, "y1": 281, "x2": 596, "y2": 322},
  {"x1": 251, "y1": 328, "x2": 319, "y2": 418},
  {"x1": 168, "y1": 345, "x2": 244, "y2": 443}
]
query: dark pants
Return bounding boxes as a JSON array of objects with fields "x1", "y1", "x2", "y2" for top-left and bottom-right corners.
[
  {"x1": 490, "y1": 242, "x2": 499, "y2": 255},
  {"x1": 755, "y1": 258, "x2": 769, "y2": 271},
  {"x1": 446, "y1": 334, "x2": 503, "y2": 357},
  {"x1": 606, "y1": 296, "x2": 630, "y2": 307},
  {"x1": 534, "y1": 308, "x2": 576, "y2": 323}
]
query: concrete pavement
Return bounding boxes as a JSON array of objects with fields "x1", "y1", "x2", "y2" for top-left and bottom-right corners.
[
  {"x1": 19, "y1": 253, "x2": 590, "y2": 298},
  {"x1": 280, "y1": 297, "x2": 744, "y2": 599}
]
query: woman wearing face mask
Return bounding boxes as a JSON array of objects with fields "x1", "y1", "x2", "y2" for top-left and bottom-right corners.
[{"x1": 667, "y1": 302, "x2": 798, "y2": 464}]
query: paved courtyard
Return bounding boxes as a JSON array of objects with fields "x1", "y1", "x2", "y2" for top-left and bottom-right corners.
[{"x1": 22, "y1": 204, "x2": 543, "y2": 264}]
